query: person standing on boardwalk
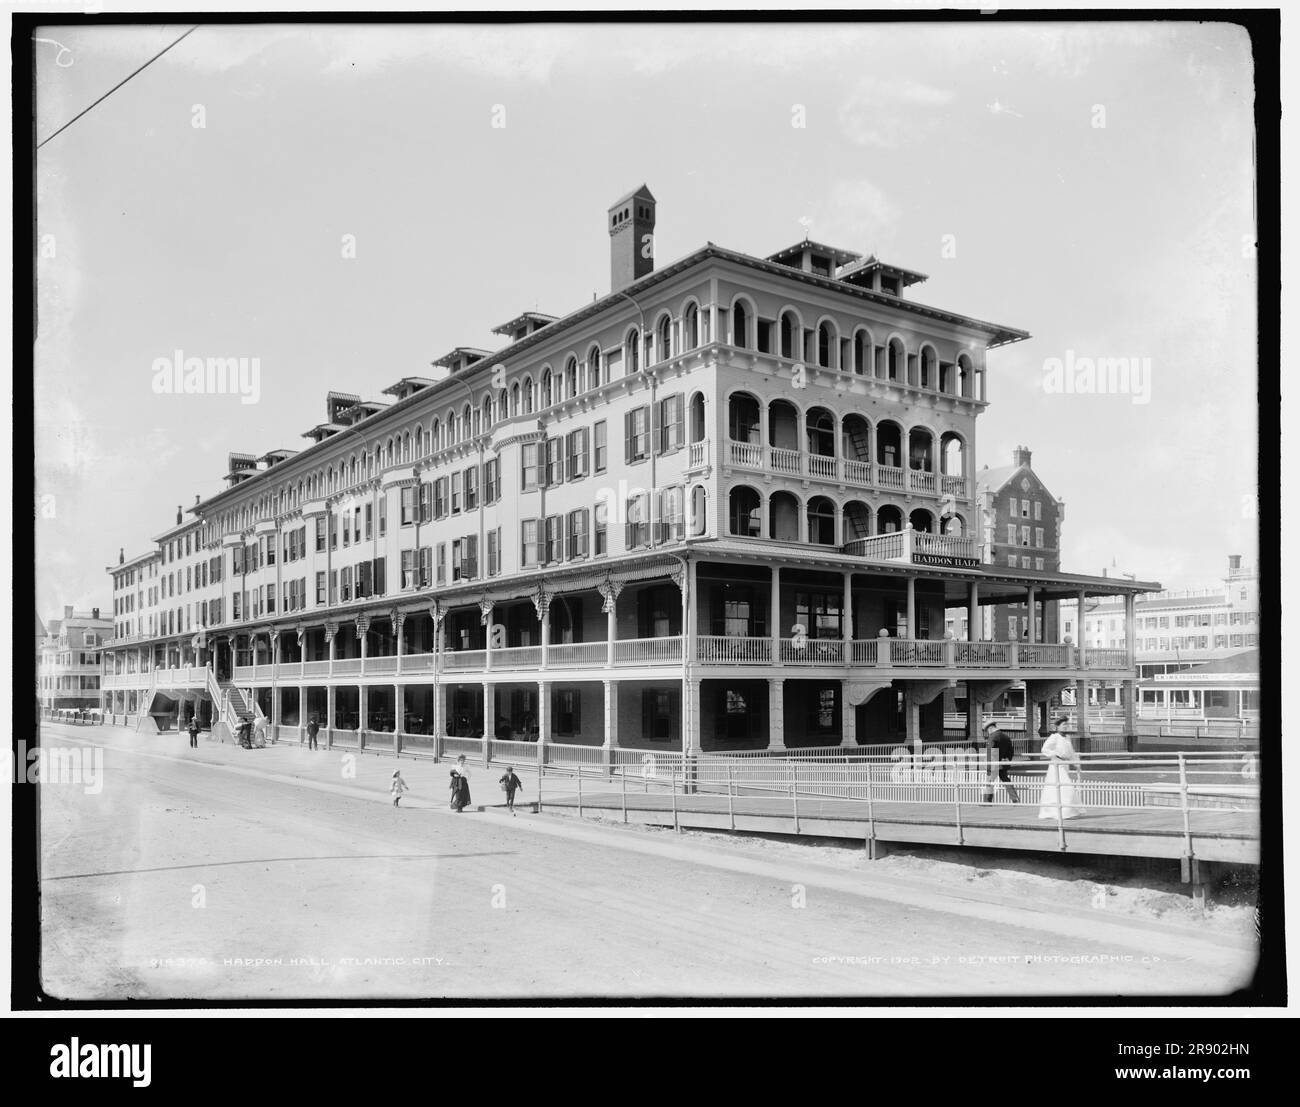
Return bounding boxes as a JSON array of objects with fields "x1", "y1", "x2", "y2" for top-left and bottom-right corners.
[
  {"x1": 982, "y1": 721, "x2": 1020, "y2": 804},
  {"x1": 187, "y1": 714, "x2": 200, "y2": 749},
  {"x1": 1038, "y1": 715, "x2": 1085, "y2": 819},
  {"x1": 390, "y1": 770, "x2": 410, "y2": 808},
  {"x1": 306, "y1": 715, "x2": 319, "y2": 751},
  {"x1": 498, "y1": 765, "x2": 523, "y2": 815}
]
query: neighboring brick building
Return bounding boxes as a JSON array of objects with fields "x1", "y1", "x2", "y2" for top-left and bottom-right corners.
[{"x1": 977, "y1": 446, "x2": 1064, "y2": 643}]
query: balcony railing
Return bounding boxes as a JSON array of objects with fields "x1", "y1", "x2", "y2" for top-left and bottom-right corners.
[
  {"x1": 491, "y1": 645, "x2": 543, "y2": 670},
  {"x1": 910, "y1": 469, "x2": 937, "y2": 494},
  {"x1": 302, "y1": 660, "x2": 331, "y2": 676},
  {"x1": 697, "y1": 635, "x2": 771, "y2": 664},
  {"x1": 443, "y1": 650, "x2": 487, "y2": 671},
  {"x1": 955, "y1": 641, "x2": 1010, "y2": 667},
  {"x1": 780, "y1": 637, "x2": 844, "y2": 664},
  {"x1": 769, "y1": 446, "x2": 801, "y2": 474},
  {"x1": 1085, "y1": 648, "x2": 1130, "y2": 669},
  {"x1": 843, "y1": 532, "x2": 906, "y2": 560},
  {"x1": 365, "y1": 656, "x2": 399, "y2": 675},
  {"x1": 807, "y1": 454, "x2": 837, "y2": 479},
  {"x1": 876, "y1": 464, "x2": 905, "y2": 490},
  {"x1": 730, "y1": 441, "x2": 762, "y2": 468},
  {"x1": 844, "y1": 459, "x2": 872, "y2": 487},
  {"x1": 687, "y1": 440, "x2": 709, "y2": 469},
  {"x1": 613, "y1": 636, "x2": 682, "y2": 665},
  {"x1": 548, "y1": 642, "x2": 608, "y2": 666},
  {"x1": 333, "y1": 657, "x2": 363, "y2": 675}
]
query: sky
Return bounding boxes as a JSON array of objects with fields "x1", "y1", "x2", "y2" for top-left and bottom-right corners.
[{"x1": 32, "y1": 18, "x2": 1260, "y2": 621}]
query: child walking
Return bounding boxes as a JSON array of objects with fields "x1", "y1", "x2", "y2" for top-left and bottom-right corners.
[
  {"x1": 498, "y1": 766, "x2": 524, "y2": 815},
  {"x1": 390, "y1": 770, "x2": 410, "y2": 808}
]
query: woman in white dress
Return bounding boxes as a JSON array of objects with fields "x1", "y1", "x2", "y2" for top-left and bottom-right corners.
[{"x1": 1038, "y1": 715, "x2": 1085, "y2": 819}]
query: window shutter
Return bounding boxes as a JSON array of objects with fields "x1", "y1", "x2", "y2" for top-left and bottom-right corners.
[{"x1": 625, "y1": 411, "x2": 635, "y2": 463}]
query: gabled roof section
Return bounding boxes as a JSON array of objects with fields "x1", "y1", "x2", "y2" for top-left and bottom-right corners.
[
  {"x1": 259, "y1": 448, "x2": 299, "y2": 466},
  {"x1": 977, "y1": 465, "x2": 1017, "y2": 494},
  {"x1": 610, "y1": 183, "x2": 655, "y2": 209},
  {"x1": 432, "y1": 347, "x2": 493, "y2": 370},
  {"x1": 837, "y1": 254, "x2": 929, "y2": 288},
  {"x1": 382, "y1": 376, "x2": 436, "y2": 399},
  {"x1": 491, "y1": 311, "x2": 558, "y2": 338},
  {"x1": 336, "y1": 399, "x2": 389, "y2": 426}
]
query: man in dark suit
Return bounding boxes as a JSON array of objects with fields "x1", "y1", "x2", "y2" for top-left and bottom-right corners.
[{"x1": 982, "y1": 720, "x2": 1020, "y2": 804}]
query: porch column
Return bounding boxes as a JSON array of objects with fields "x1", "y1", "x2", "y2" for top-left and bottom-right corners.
[
  {"x1": 1023, "y1": 687, "x2": 1035, "y2": 746},
  {"x1": 603, "y1": 680, "x2": 618, "y2": 749},
  {"x1": 482, "y1": 682, "x2": 493, "y2": 762},
  {"x1": 841, "y1": 685, "x2": 857, "y2": 747},
  {"x1": 682, "y1": 677, "x2": 701, "y2": 755},
  {"x1": 271, "y1": 629, "x2": 280, "y2": 676},
  {"x1": 534, "y1": 589, "x2": 550, "y2": 670},
  {"x1": 1026, "y1": 586, "x2": 1038, "y2": 642},
  {"x1": 326, "y1": 684, "x2": 336, "y2": 748},
  {"x1": 359, "y1": 683, "x2": 368, "y2": 742},
  {"x1": 393, "y1": 684, "x2": 404, "y2": 755},
  {"x1": 357, "y1": 616, "x2": 369, "y2": 670},
  {"x1": 842, "y1": 570, "x2": 854, "y2": 660},
  {"x1": 1076, "y1": 590, "x2": 1090, "y2": 748},
  {"x1": 481, "y1": 600, "x2": 495, "y2": 671},
  {"x1": 326, "y1": 623, "x2": 337, "y2": 678},
  {"x1": 967, "y1": 696, "x2": 983, "y2": 745},
  {"x1": 768, "y1": 678, "x2": 786, "y2": 749},
  {"x1": 537, "y1": 680, "x2": 549, "y2": 747},
  {"x1": 967, "y1": 581, "x2": 979, "y2": 640},
  {"x1": 906, "y1": 694, "x2": 922, "y2": 759},
  {"x1": 1123, "y1": 592, "x2": 1138, "y2": 740},
  {"x1": 770, "y1": 566, "x2": 781, "y2": 661},
  {"x1": 905, "y1": 575, "x2": 916, "y2": 641},
  {"x1": 272, "y1": 685, "x2": 281, "y2": 730},
  {"x1": 298, "y1": 685, "x2": 306, "y2": 743},
  {"x1": 395, "y1": 611, "x2": 406, "y2": 676},
  {"x1": 601, "y1": 580, "x2": 622, "y2": 668}
]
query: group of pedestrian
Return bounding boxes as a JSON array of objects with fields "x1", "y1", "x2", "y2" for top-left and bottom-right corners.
[
  {"x1": 386, "y1": 756, "x2": 524, "y2": 816},
  {"x1": 981, "y1": 714, "x2": 1084, "y2": 819}
]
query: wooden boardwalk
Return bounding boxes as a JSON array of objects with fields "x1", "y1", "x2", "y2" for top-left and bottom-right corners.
[{"x1": 533, "y1": 787, "x2": 1259, "y2": 865}]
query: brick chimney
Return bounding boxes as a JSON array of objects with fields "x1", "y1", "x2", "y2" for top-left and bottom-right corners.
[
  {"x1": 1228, "y1": 554, "x2": 1242, "y2": 571},
  {"x1": 64, "y1": 605, "x2": 73, "y2": 619},
  {"x1": 1012, "y1": 445, "x2": 1032, "y2": 468},
  {"x1": 92, "y1": 607, "x2": 100, "y2": 620},
  {"x1": 176, "y1": 504, "x2": 183, "y2": 525},
  {"x1": 608, "y1": 184, "x2": 656, "y2": 293}
]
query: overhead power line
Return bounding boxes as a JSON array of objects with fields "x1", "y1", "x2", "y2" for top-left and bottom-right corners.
[{"x1": 36, "y1": 25, "x2": 200, "y2": 150}]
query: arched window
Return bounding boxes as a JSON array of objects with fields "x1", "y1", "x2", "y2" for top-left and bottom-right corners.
[
  {"x1": 807, "y1": 496, "x2": 837, "y2": 545},
  {"x1": 780, "y1": 312, "x2": 797, "y2": 359},
  {"x1": 817, "y1": 321, "x2": 835, "y2": 367},
  {"x1": 428, "y1": 421, "x2": 439, "y2": 453},
  {"x1": 728, "y1": 486, "x2": 761, "y2": 537},
  {"x1": 888, "y1": 338, "x2": 905, "y2": 381},
  {"x1": 541, "y1": 368, "x2": 553, "y2": 408},
  {"x1": 625, "y1": 330, "x2": 640, "y2": 374},
  {"x1": 463, "y1": 403, "x2": 473, "y2": 437},
  {"x1": 684, "y1": 303, "x2": 700, "y2": 350},
  {"x1": 483, "y1": 395, "x2": 494, "y2": 428},
  {"x1": 853, "y1": 330, "x2": 870, "y2": 375},
  {"x1": 510, "y1": 382, "x2": 520, "y2": 417},
  {"x1": 656, "y1": 315, "x2": 671, "y2": 363},
  {"x1": 565, "y1": 356, "x2": 578, "y2": 399},
  {"x1": 732, "y1": 301, "x2": 749, "y2": 348},
  {"x1": 690, "y1": 486, "x2": 707, "y2": 536},
  {"x1": 806, "y1": 408, "x2": 835, "y2": 458},
  {"x1": 414, "y1": 427, "x2": 423, "y2": 457},
  {"x1": 587, "y1": 345, "x2": 602, "y2": 390},
  {"x1": 878, "y1": 505, "x2": 904, "y2": 533},
  {"x1": 769, "y1": 491, "x2": 800, "y2": 542}
]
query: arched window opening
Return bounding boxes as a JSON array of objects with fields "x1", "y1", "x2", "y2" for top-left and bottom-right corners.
[
  {"x1": 844, "y1": 501, "x2": 873, "y2": 541},
  {"x1": 684, "y1": 303, "x2": 700, "y2": 350},
  {"x1": 732, "y1": 302, "x2": 749, "y2": 348},
  {"x1": 878, "y1": 504, "x2": 904, "y2": 533},
  {"x1": 817, "y1": 322, "x2": 835, "y2": 367},
  {"x1": 780, "y1": 312, "x2": 796, "y2": 359},
  {"x1": 842, "y1": 415, "x2": 871, "y2": 464},
  {"x1": 876, "y1": 421, "x2": 902, "y2": 472},
  {"x1": 656, "y1": 315, "x2": 671, "y2": 363},
  {"x1": 769, "y1": 491, "x2": 800, "y2": 542},
  {"x1": 909, "y1": 508, "x2": 934, "y2": 534},
  {"x1": 807, "y1": 496, "x2": 837, "y2": 546},
  {"x1": 728, "y1": 486, "x2": 761, "y2": 538},
  {"x1": 805, "y1": 407, "x2": 835, "y2": 458},
  {"x1": 689, "y1": 393, "x2": 706, "y2": 444},
  {"x1": 728, "y1": 393, "x2": 760, "y2": 444},
  {"x1": 625, "y1": 330, "x2": 640, "y2": 374}
]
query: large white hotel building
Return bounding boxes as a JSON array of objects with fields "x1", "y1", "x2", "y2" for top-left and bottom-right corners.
[{"x1": 101, "y1": 185, "x2": 1160, "y2": 754}]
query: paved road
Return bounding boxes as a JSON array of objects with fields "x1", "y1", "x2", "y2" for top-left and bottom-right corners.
[{"x1": 36, "y1": 724, "x2": 1257, "y2": 1000}]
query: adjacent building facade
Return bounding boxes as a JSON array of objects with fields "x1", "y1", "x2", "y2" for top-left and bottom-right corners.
[
  {"x1": 39, "y1": 605, "x2": 112, "y2": 713},
  {"x1": 100, "y1": 185, "x2": 1158, "y2": 752}
]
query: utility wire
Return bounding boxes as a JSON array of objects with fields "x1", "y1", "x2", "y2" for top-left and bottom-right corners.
[{"x1": 36, "y1": 25, "x2": 200, "y2": 150}]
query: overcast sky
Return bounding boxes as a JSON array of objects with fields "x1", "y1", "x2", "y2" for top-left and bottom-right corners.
[{"x1": 33, "y1": 19, "x2": 1259, "y2": 620}]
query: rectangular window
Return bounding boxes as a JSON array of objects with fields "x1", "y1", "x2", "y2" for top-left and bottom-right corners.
[
  {"x1": 484, "y1": 459, "x2": 499, "y2": 503},
  {"x1": 1034, "y1": 527, "x2": 1044, "y2": 547},
  {"x1": 1034, "y1": 500, "x2": 1042, "y2": 520},
  {"x1": 657, "y1": 394, "x2": 684, "y2": 454},
  {"x1": 595, "y1": 499, "x2": 608, "y2": 556},
  {"x1": 331, "y1": 516, "x2": 339, "y2": 550},
  {"x1": 1008, "y1": 554, "x2": 1018, "y2": 568},
  {"x1": 401, "y1": 549, "x2": 417, "y2": 590},
  {"x1": 625, "y1": 406, "x2": 650, "y2": 463},
  {"x1": 365, "y1": 504, "x2": 373, "y2": 541},
  {"x1": 357, "y1": 560, "x2": 372, "y2": 599},
  {"x1": 340, "y1": 567, "x2": 352, "y2": 602},
  {"x1": 521, "y1": 519, "x2": 539, "y2": 568},
  {"x1": 342, "y1": 514, "x2": 351, "y2": 547},
  {"x1": 521, "y1": 443, "x2": 540, "y2": 491},
  {"x1": 436, "y1": 544, "x2": 446, "y2": 585},
  {"x1": 452, "y1": 536, "x2": 477, "y2": 581},
  {"x1": 233, "y1": 592, "x2": 242, "y2": 620},
  {"x1": 401, "y1": 487, "x2": 417, "y2": 526},
  {"x1": 379, "y1": 495, "x2": 387, "y2": 537},
  {"x1": 795, "y1": 591, "x2": 843, "y2": 639},
  {"x1": 488, "y1": 529, "x2": 500, "y2": 577},
  {"x1": 566, "y1": 428, "x2": 589, "y2": 480},
  {"x1": 1021, "y1": 501, "x2": 1031, "y2": 518},
  {"x1": 594, "y1": 421, "x2": 608, "y2": 473},
  {"x1": 1009, "y1": 497, "x2": 1018, "y2": 516},
  {"x1": 657, "y1": 486, "x2": 684, "y2": 542},
  {"x1": 1020, "y1": 525, "x2": 1031, "y2": 547},
  {"x1": 265, "y1": 536, "x2": 276, "y2": 566},
  {"x1": 419, "y1": 547, "x2": 432, "y2": 588},
  {"x1": 1035, "y1": 558, "x2": 1044, "y2": 571},
  {"x1": 464, "y1": 466, "x2": 479, "y2": 510},
  {"x1": 545, "y1": 437, "x2": 564, "y2": 486},
  {"x1": 232, "y1": 547, "x2": 244, "y2": 575},
  {"x1": 451, "y1": 471, "x2": 463, "y2": 514},
  {"x1": 545, "y1": 514, "x2": 564, "y2": 563},
  {"x1": 626, "y1": 492, "x2": 650, "y2": 549},
  {"x1": 567, "y1": 509, "x2": 590, "y2": 559},
  {"x1": 266, "y1": 583, "x2": 276, "y2": 613}
]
